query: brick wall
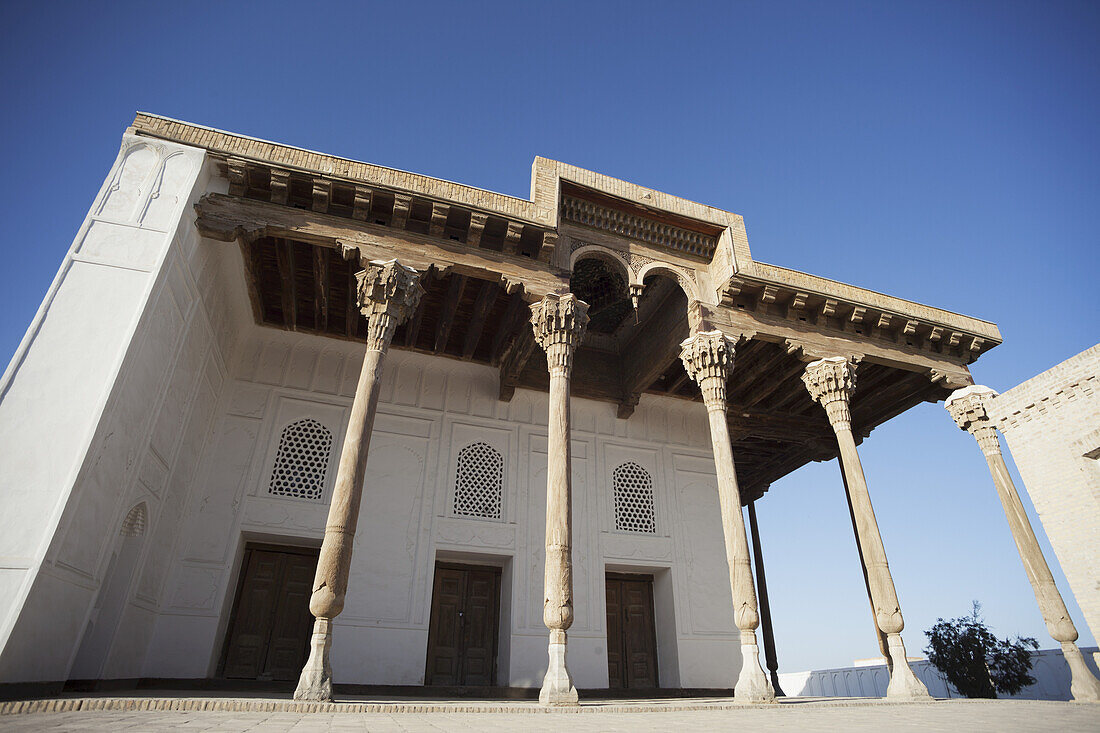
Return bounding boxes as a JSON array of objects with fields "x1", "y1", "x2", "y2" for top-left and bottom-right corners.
[{"x1": 991, "y1": 344, "x2": 1100, "y2": 642}]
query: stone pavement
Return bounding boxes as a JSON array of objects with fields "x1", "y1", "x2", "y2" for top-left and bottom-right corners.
[{"x1": 1, "y1": 697, "x2": 1099, "y2": 732}]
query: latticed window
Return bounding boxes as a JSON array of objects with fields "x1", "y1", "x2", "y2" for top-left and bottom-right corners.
[
  {"x1": 613, "y1": 462, "x2": 656, "y2": 533},
  {"x1": 268, "y1": 418, "x2": 333, "y2": 500},
  {"x1": 453, "y1": 442, "x2": 503, "y2": 520}
]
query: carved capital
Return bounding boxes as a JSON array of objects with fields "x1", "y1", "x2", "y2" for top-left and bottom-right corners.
[
  {"x1": 679, "y1": 331, "x2": 736, "y2": 410},
  {"x1": 530, "y1": 293, "x2": 589, "y2": 376},
  {"x1": 802, "y1": 357, "x2": 856, "y2": 431},
  {"x1": 355, "y1": 260, "x2": 425, "y2": 351},
  {"x1": 945, "y1": 385, "x2": 1002, "y2": 455}
]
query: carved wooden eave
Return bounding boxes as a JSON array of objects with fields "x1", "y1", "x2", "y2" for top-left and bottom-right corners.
[{"x1": 131, "y1": 112, "x2": 1006, "y2": 503}]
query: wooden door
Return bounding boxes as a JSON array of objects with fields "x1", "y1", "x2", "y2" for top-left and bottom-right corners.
[
  {"x1": 221, "y1": 545, "x2": 318, "y2": 681},
  {"x1": 424, "y1": 563, "x2": 501, "y2": 686},
  {"x1": 605, "y1": 573, "x2": 659, "y2": 689}
]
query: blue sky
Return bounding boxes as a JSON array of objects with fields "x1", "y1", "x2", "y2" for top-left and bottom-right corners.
[{"x1": 1, "y1": 1, "x2": 1097, "y2": 672}]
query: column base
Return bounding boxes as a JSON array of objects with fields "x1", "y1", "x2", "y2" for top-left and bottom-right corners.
[
  {"x1": 884, "y1": 633, "x2": 931, "y2": 700},
  {"x1": 734, "y1": 634, "x2": 776, "y2": 704},
  {"x1": 1062, "y1": 642, "x2": 1100, "y2": 702},
  {"x1": 539, "y1": 630, "x2": 578, "y2": 706},
  {"x1": 293, "y1": 618, "x2": 333, "y2": 702}
]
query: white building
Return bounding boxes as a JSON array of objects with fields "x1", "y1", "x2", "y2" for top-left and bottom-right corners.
[{"x1": 1, "y1": 114, "x2": 1091, "y2": 703}]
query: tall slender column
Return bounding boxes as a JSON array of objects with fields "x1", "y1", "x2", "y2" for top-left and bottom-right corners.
[
  {"x1": 680, "y1": 331, "x2": 775, "y2": 703},
  {"x1": 838, "y1": 455, "x2": 892, "y2": 673},
  {"x1": 946, "y1": 386, "x2": 1100, "y2": 702},
  {"x1": 802, "y1": 357, "x2": 930, "y2": 700},
  {"x1": 747, "y1": 500, "x2": 785, "y2": 696},
  {"x1": 294, "y1": 259, "x2": 424, "y2": 702},
  {"x1": 530, "y1": 292, "x2": 589, "y2": 706}
]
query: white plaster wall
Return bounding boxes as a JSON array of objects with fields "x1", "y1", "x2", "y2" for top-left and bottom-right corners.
[
  {"x1": 778, "y1": 646, "x2": 1100, "y2": 701},
  {"x1": 143, "y1": 330, "x2": 745, "y2": 689},
  {"x1": 0, "y1": 133, "x2": 251, "y2": 684}
]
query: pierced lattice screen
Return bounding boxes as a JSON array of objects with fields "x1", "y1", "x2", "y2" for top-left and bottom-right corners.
[
  {"x1": 268, "y1": 418, "x2": 333, "y2": 501},
  {"x1": 453, "y1": 442, "x2": 503, "y2": 520},
  {"x1": 613, "y1": 462, "x2": 656, "y2": 533}
]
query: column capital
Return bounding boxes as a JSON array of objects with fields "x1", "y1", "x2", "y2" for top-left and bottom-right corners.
[
  {"x1": 356, "y1": 259, "x2": 425, "y2": 351},
  {"x1": 802, "y1": 357, "x2": 856, "y2": 431},
  {"x1": 679, "y1": 330, "x2": 735, "y2": 410},
  {"x1": 945, "y1": 385, "x2": 1002, "y2": 456},
  {"x1": 531, "y1": 292, "x2": 589, "y2": 376}
]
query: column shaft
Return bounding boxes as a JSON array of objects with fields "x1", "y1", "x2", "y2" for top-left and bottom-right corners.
[
  {"x1": 748, "y1": 501, "x2": 785, "y2": 696},
  {"x1": 680, "y1": 331, "x2": 774, "y2": 703},
  {"x1": 294, "y1": 260, "x2": 423, "y2": 702},
  {"x1": 803, "y1": 357, "x2": 929, "y2": 700},
  {"x1": 838, "y1": 453, "x2": 892, "y2": 669},
  {"x1": 531, "y1": 293, "x2": 588, "y2": 706}
]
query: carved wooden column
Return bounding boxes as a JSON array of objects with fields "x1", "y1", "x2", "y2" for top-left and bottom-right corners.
[
  {"x1": 530, "y1": 292, "x2": 589, "y2": 706},
  {"x1": 680, "y1": 331, "x2": 775, "y2": 703},
  {"x1": 294, "y1": 259, "x2": 424, "y2": 702},
  {"x1": 747, "y1": 500, "x2": 785, "y2": 696},
  {"x1": 946, "y1": 386, "x2": 1100, "y2": 702},
  {"x1": 802, "y1": 357, "x2": 930, "y2": 700},
  {"x1": 838, "y1": 454, "x2": 893, "y2": 673}
]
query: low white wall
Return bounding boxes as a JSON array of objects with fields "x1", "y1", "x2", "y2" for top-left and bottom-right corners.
[{"x1": 778, "y1": 646, "x2": 1100, "y2": 700}]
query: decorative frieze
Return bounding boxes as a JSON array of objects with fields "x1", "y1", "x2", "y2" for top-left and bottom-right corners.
[{"x1": 561, "y1": 194, "x2": 718, "y2": 259}]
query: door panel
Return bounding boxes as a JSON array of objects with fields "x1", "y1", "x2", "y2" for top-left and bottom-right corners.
[
  {"x1": 606, "y1": 574, "x2": 659, "y2": 689},
  {"x1": 221, "y1": 546, "x2": 318, "y2": 681},
  {"x1": 425, "y1": 563, "x2": 501, "y2": 686}
]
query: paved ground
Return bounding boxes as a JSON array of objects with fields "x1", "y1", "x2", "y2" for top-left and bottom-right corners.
[{"x1": 1, "y1": 698, "x2": 1098, "y2": 732}]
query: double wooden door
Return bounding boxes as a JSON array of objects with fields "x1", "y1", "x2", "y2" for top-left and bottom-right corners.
[
  {"x1": 220, "y1": 545, "x2": 318, "y2": 681},
  {"x1": 424, "y1": 563, "x2": 501, "y2": 686},
  {"x1": 605, "y1": 573, "x2": 659, "y2": 689}
]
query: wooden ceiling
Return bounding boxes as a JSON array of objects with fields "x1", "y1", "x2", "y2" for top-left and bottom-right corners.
[{"x1": 243, "y1": 236, "x2": 949, "y2": 501}]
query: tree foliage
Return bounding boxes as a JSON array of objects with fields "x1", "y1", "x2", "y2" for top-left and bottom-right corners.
[{"x1": 924, "y1": 601, "x2": 1039, "y2": 698}]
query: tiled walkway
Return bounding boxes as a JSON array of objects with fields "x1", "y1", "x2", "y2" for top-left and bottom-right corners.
[{"x1": 1, "y1": 696, "x2": 1098, "y2": 732}]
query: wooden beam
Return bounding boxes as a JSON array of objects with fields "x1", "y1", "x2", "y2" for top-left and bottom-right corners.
[
  {"x1": 312, "y1": 180, "x2": 331, "y2": 213},
  {"x1": 194, "y1": 194, "x2": 567, "y2": 299},
  {"x1": 490, "y1": 293, "x2": 528, "y2": 365},
  {"x1": 345, "y1": 265, "x2": 359, "y2": 338},
  {"x1": 313, "y1": 246, "x2": 329, "y2": 332},
  {"x1": 728, "y1": 347, "x2": 789, "y2": 403},
  {"x1": 462, "y1": 281, "x2": 498, "y2": 359},
  {"x1": 467, "y1": 212, "x2": 487, "y2": 247},
  {"x1": 707, "y1": 303, "x2": 974, "y2": 387},
  {"x1": 269, "y1": 168, "x2": 290, "y2": 205},
  {"x1": 498, "y1": 327, "x2": 537, "y2": 401},
  {"x1": 238, "y1": 239, "x2": 265, "y2": 324},
  {"x1": 227, "y1": 158, "x2": 249, "y2": 197},
  {"x1": 430, "y1": 203, "x2": 449, "y2": 238},
  {"x1": 352, "y1": 186, "x2": 372, "y2": 221},
  {"x1": 391, "y1": 193, "x2": 412, "y2": 229},
  {"x1": 617, "y1": 289, "x2": 690, "y2": 418},
  {"x1": 274, "y1": 239, "x2": 297, "y2": 330},
  {"x1": 504, "y1": 221, "x2": 523, "y2": 255},
  {"x1": 666, "y1": 368, "x2": 691, "y2": 396},
  {"x1": 434, "y1": 275, "x2": 467, "y2": 353}
]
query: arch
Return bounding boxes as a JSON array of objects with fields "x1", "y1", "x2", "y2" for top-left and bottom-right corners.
[
  {"x1": 267, "y1": 418, "x2": 334, "y2": 500},
  {"x1": 453, "y1": 442, "x2": 504, "y2": 519},
  {"x1": 569, "y1": 244, "x2": 632, "y2": 285},
  {"x1": 636, "y1": 261, "x2": 700, "y2": 302},
  {"x1": 612, "y1": 461, "x2": 656, "y2": 533},
  {"x1": 119, "y1": 502, "x2": 147, "y2": 537}
]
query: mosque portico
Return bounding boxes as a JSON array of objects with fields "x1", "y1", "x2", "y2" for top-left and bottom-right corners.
[{"x1": 21, "y1": 114, "x2": 1095, "y2": 711}]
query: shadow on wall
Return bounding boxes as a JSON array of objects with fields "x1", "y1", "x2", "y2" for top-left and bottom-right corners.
[{"x1": 777, "y1": 647, "x2": 1100, "y2": 700}]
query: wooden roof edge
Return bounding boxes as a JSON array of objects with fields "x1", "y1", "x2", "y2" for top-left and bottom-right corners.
[{"x1": 740, "y1": 261, "x2": 1003, "y2": 345}]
